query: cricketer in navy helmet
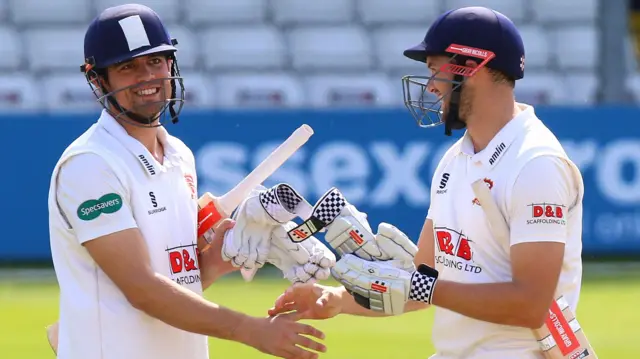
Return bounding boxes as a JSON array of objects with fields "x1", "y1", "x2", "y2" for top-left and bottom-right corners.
[
  {"x1": 268, "y1": 7, "x2": 585, "y2": 359},
  {"x1": 46, "y1": 4, "x2": 328, "y2": 359}
]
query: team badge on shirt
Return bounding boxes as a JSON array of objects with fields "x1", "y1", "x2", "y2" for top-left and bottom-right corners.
[
  {"x1": 471, "y1": 178, "x2": 493, "y2": 206},
  {"x1": 184, "y1": 174, "x2": 196, "y2": 200}
]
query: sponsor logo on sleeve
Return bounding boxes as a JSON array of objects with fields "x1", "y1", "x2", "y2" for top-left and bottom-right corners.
[
  {"x1": 76, "y1": 193, "x2": 123, "y2": 221},
  {"x1": 527, "y1": 203, "x2": 567, "y2": 225}
]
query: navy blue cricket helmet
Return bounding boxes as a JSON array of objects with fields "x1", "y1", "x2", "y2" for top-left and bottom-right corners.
[
  {"x1": 401, "y1": 6, "x2": 525, "y2": 136},
  {"x1": 81, "y1": 3, "x2": 185, "y2": 126}
]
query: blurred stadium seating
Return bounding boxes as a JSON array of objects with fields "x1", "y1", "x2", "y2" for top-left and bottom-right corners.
[{"x1": 0, "y1": 0, "x2": 627, "y2": 111}]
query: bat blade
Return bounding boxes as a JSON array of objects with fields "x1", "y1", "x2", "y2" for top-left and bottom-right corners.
[
  {"x1": 470, "y1": 179, "x2": 598, "y2": 359},
  {"x1": 198, "y1": 124, "x2": 314, "y2": 281},
  {"x1": 218, "y1": 124, "x2": 314, "y2": 215}
]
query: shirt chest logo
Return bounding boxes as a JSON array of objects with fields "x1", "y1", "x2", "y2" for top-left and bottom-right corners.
[
  {"x1": 472, "y1": 178, "x2": 494, "y2": 206},
  {"x1": 166, "y1": 243, "x2": 201, "y2": 286},
  {"x1": 434, "y1": 227, "x2": 483, "y2": 274},
  {"x1": 436, "y1": 173, "x2": 450, "y2": 195},
  {"x1": 148, "y1": 191, "x2": 167, "y2": 215},
  {"x1": 184, "y1": 174, "x2": 196, "y2": 200}
]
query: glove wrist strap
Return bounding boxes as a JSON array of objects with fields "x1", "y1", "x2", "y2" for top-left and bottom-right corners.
[
  {"x1": 408, "y1": 264, "x2": 439, "y2": 304},
  {"x1": 260, "y1": 184, "x2": 311, "y2": 223}
]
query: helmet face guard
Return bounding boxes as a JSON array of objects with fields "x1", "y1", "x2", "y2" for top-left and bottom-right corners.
[
  {"x1": 402, "y1": 44, "x2": 495, "y2": 135},
  {"x1": 81, "y1": 49, "x2": 185, "y2": 128}
]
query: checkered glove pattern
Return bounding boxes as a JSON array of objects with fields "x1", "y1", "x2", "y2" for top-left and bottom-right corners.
[
  {"x1": 222, "y1": 184, "x2": 312, "y2": 277},
  {"x1": 287, "y1": 187, "x2": 351, "y2": 243},
  {"x1": 331, "y1": 254, "x2": 439, "y2": 315},
  {"x1": 407, "y1": 265, "x2": 438, "y2": 304},
  {"x1": 308, "y1": 190, "x2": 417, "y2": 272},
  {"x1": 259, "y1": 183, "x2": 312, "y2": 223},
  {"x1": 268, "y1": 221, "x2": 336, "y2": 284}
]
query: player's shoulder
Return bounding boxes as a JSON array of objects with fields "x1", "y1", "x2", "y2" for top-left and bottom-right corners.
[
  {"x1": 518, "y1": 108, "x2": 567, "y2": 155},
  {"x1": 57, "y1": 119, "x2": 117, "y2": 159},
  {"x1": 53, "y1": 123, "x2": 125, "y2": 181},
  {"x1": 58, "y1": 152, "x2": 111, "y2": 179}
]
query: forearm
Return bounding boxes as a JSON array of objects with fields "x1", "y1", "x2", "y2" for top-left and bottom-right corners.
[
  {"x1": 133, "y1": 273, "x2": 253, "y2": 342},
  {"x1": 199, "y1": 251, "x2": 219, "y2": 290},
  {"x1": 338, "y1": 286, "x2": 429, "y2": 317},
  {"x1": 430, "y1": 280, "x2": 543, "y2": 328}
]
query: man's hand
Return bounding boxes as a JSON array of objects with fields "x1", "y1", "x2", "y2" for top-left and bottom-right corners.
[
  {"x1": 268, "y1": 283, "x2": 344, "y2": 320},
  {"x1": 268, "y1": 222, "x2": 336, "y2": 284},
  {"x1": 199, "y1": 219, "x2": 240, "y2": 288},
  {"x1": 330, "y1": 254, "x2": 439, "y2": 316},
  {"x1": 222, "y1": 184, "x2": 311, "y2": 274},
  {"x1": 238, "y1": 314, "x2": 327, "y2": 359}
]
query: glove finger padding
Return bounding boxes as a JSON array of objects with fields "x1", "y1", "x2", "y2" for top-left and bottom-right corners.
[
  {"x1": 325, "y1": 216, "x2": 385, "y2": 260},
  {"x1": 330, "y1": 254, "x2": 412, "y2": 316},
  {"x1": 375, "y1": 223, "x2": 419, "y2": 272},
  {"x1": 268, "y1": 244, "x2": 313, "y2": 283},
  {"x1": 271, "y1": 223, "x2": 312, "y2": 265},
  {"x1": 268, "y1": 222, "x2": 336, "y2": 284}
]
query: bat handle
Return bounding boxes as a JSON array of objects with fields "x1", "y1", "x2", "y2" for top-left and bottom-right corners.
[{"x1": 196, "y1": 199, "x2": 259, "y2": 282}]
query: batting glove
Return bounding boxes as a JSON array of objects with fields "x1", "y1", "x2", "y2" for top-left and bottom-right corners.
[
  {"x1": 287, "y1": 187, "x2": 417, "y2": 272},
  {"x1": 222, "y1": 184, "x2": 312, "y2": 274},
  {"x1": 331, "y1": 254, "x2": 439, "y2": 316},
  {"x1": 268, "y1": 221, "x2": 336, "y2": 284}
]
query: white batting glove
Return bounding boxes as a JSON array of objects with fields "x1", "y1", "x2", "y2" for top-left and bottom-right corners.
[
  {"x1": 373, "y1": 223, "x2": 419, "y2": 272},
  {"x1": 287, "y1": 187, "x2": 417, "y2": 272},
  {"x1": 268, "y1": 222, "x2": 336, "y2": 284},
  {"x1": 222, "y1": 184, "x2": 312, "y2": 273},
  {"x1": 287, "y1": 187, "x2": 374, "y2": 256},
  {"x1": 331, "y1": 254, "x2": 439, "y2": 316}
]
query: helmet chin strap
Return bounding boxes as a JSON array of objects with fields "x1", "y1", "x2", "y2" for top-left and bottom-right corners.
[
  {"x1": 443, "y1": 57, "x2": 468, "y2": 136},
  {"x1": 105, "y1": 95, "x2": 163, "y2": 127}
]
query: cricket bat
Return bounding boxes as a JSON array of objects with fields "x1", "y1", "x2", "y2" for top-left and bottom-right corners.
[
  {"x1": 470, "y1": 179, "x2": 597, "y2": 359},
  {"x1": 196, "y1": 124, "x2": 315, "y2": 282},
  {"x1": 46, "y1": 124, "x2": 315, "y2": 356}
]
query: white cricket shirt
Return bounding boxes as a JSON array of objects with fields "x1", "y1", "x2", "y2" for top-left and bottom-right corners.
[
  {"x1": 427, "y1": 103, "x2": 584, "y2": 359},
  {"x1": 48, "y1": 110, "x2": 207, "y2": 359}
]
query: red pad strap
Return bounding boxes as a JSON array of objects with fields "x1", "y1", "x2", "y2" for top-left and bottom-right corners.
[{"x1": 197, "y1": 201, "x2": 222, "y2": 238}]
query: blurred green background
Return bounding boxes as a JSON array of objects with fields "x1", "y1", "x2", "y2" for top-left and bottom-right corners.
[{"x1": 1, "y1": 263, "x2": 638, "y2": 359}]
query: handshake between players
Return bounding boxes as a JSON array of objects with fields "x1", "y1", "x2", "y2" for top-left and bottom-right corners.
[{"x1": 222, "y1": 184, "x2": 434, "y2": 320}]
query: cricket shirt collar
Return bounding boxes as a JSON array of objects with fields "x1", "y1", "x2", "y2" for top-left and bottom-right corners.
[
  {"x1": 459, "y1": 103, "x2": 535, "y2": 169},
  {"x1": 97, "y1": 110, "x2": 178, "y2": 177}
]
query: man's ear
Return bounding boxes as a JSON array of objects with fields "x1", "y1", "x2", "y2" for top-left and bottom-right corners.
[{"x1": 464, "y1": 59, "x2": 480, "y2": 68}]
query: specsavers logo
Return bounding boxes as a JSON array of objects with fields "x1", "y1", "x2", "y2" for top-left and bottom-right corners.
[{"x1": 77, "y1": 193, "x2": 123, "y2": 221}]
